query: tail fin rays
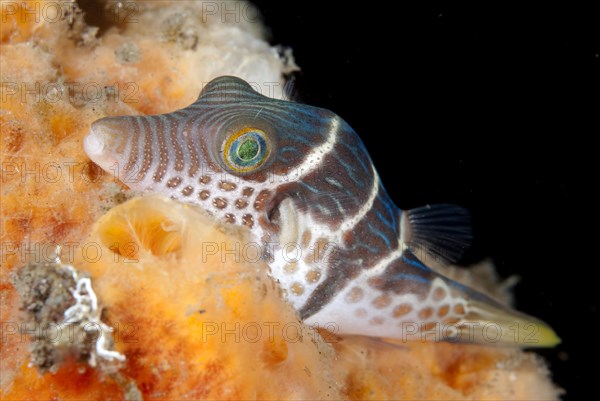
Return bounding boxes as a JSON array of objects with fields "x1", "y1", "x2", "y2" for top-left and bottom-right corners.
[{"x1": 451, "y1": 298, "x2": 561, "y2": 347}]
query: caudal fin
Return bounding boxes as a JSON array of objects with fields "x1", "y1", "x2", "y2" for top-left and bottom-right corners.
[{"x1": 448, "y1": 296, "x2": 561, "y2": 347}]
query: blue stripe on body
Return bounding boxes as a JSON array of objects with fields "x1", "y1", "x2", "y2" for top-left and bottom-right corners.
[
  {"x1": 368, "y1": 222, "x2": 392, "y2": 249},
  {"x1": 391, "y1": 273, "x2": 431, "y2": 285}
]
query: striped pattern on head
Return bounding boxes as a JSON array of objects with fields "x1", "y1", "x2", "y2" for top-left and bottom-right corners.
[{"x1": 84, "y1": 76, "x2": 384, "y2": 238}]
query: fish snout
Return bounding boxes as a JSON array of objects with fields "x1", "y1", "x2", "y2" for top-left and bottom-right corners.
[{"x1": 84, "y1": 118, "x2": 128, "y2": 171}]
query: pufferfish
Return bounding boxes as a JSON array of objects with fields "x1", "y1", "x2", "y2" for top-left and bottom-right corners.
[{"x1": 84, "y1": 76, "x2": 559, "y2": 346}]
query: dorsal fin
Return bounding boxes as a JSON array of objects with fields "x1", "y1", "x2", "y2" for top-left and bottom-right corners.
[
  {"x1": 400, "y1": 204, "x2": 472, "y2": 264},
  {"x1": 197, "y1": 76, "x2": 265, "y2": 103}
]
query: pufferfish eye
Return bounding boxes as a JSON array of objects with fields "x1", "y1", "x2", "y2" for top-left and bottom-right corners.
[{"x1": 222, "y1": 128, "x2": 270, "y2": 173}]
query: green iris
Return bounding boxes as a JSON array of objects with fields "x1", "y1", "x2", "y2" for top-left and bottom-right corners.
[
  {"x1": 237, "y1": 138, "x2": 260, "y2": 161},
  {"x1": 223, "y1": 128, "x2": 269, "y2": 172}
]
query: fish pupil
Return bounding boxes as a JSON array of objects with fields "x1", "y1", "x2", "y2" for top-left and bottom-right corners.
[{"x1": 237, "y1": 138, "x2": 260, "y2": 161}]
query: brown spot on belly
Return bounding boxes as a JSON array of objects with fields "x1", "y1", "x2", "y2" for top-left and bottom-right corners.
[
  {"x1": 199, "y1": 175, "x2": 211, "y2": 185},
  {"x1": 219, "y1": 181, "x2": 237, "y2": 191},
  {"x1": 166, "y1": 176, "x2": 182, "y2": 188},
  {"x1": 419, "y1": 307, "x2": 434, "y2": 320},
  {"x1": 290, "y1": 282, "x2": 304, "y2": 296},
  {"x1": 253, "y1": 190, "x2": 270, "y2": 211},
  {"x1": 453, "y1": 304, "x2": 466, "y2": 315},
  {"x1": 242, "y1": 214, "x2": 254, "y2": 228},
  {"x1": 213, "y1": 197, "x2": 227, "y2": 209},
  {"x1": 392, "y1": 304, "x2": 412, "y2": 318},
  {"x1": 437, "y1": 304, "x2": 450, "y2": 318},
  {"x1": 224, "y1": 213, "x2": 235, "y2": 224},
  {"x1": 284, "y1": 262, "x2": 298, "y2": 274},
  {"x1": 242, "y1": 187, "x2": 254, "y2": 197},
  {"x1": 235, "y1": 198, "x2": 248, "y2": 209},
  {"x1": 372, "y1": 294, "x2": 391, "y2": 309},
  {"x1": 199, "y1": 190, "x2": 210, "y2": 200},
  {"x1": 305, "y1": 269, "x2": 321, "y2": 283},
  {"x1": 345, "y1": 287, "x2": 364, "y2": 304},
  {"x1": 181, "y1": 186, "x2": 193, "y2": 196}
]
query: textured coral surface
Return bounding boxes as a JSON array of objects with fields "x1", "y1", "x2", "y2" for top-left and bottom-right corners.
[{"x1": 1, "y1": 1, "x2": 561, "y2": 399}]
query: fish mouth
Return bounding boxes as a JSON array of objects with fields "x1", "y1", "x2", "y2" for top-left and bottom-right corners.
[
  {"x1": 84, "y1": 118, "x2": 124, "y2": 172},
  {"x1": 83, "y1": 128, "x2": 105, "y2": 157}
]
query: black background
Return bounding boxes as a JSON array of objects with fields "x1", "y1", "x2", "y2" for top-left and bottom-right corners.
[{"x1": 252, "y1": 1, "x2": 596, "y2": 400}]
